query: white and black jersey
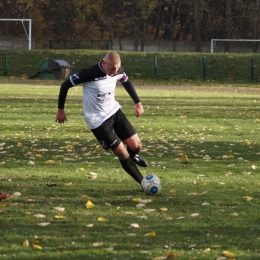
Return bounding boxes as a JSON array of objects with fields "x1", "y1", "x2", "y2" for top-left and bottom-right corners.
[{"x1": 58, "y1": 60, "x2": 140, "y2": 129}]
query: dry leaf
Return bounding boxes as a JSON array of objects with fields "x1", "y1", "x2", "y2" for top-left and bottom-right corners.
[
  {"x1": 23, "y1": 239, "x2": 29, "y2": 247},
  {"x1": 86, "y1": 200, "x2": 95, "y2": 209},
  {"x1": 143, "y1": 209, "x2": 156, "y2": 212},
  {"x1": 33, "y1": 244, "x2": 43, "y2": 250},
  {"x1": 34, "y1": 214, "x2": 46, "y2": 218},
  {"x1": 130, "y1": 223, "x2": 140, "y2": 228},
  {"x1": 86, "y1": 224, "x2": 94, "y2": 227},
  {"x1": 136, "y1": 203, "x2": 145, "y2": 208},
  {"x1": 98, "y1": 217, "x2": 107, "y2": 222},
  {"x1": 133, "y1": 198, "x2": 142, "y2": 202},
  {"x1": 54, "y1": 215, "x2": 66, "y2": 219},
  {"x1": 222, "y1": 250, "x2": 235, "y2": 258},
  {"x1": 54, "y1": 207, "x2": 65, "y2": 212},
  {"x1": 12, "y1": 192, "x2": 21, "y2": 196},
  {"x1": 230, "y1": 212, "x2": 238, "y2": 217},
  {"x1": 190, "y1": 213, "x2": 199, "y2": 217},
  {"x1": 152, "y1": 256, "x2": 167, "y2": 260},
  {"x1": 93, "y1": 242, "x2": 103, "y2": 247},
  {"x1": 36, "y1": 222, "x2": 50, "y2": 226},
  {"x1": 160, "y1": 207, "x2": 168, "y2": 212}
]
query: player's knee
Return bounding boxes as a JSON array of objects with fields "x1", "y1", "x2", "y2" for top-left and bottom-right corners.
[{"x1": 113, "y1": 145, "x2": 128, "y2": 160}]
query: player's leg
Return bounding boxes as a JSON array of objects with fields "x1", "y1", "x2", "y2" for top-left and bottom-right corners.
[
  {"x1": 111, "y1": 143, "x2": 143, "y2": 183},
  {"x1": 124, "y1": 134, "x2": 148, "y2": 167},
  {"x1": 114, "y1": 110, "x2": 148, "y2": 167},
  {"x1": 91, "y1": 115, "x2": 143, "y2": 184}
]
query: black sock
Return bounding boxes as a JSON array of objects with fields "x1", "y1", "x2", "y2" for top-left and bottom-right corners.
[
  {"x1": 127, "y1": 147, "x2": 136, "y2": 159},
  {"x1": 120, "y1": 157, "x2": 143, "y2": 183}
]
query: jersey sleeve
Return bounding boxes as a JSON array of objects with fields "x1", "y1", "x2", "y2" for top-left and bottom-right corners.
[
  {"x1": 119, "y1": 71, "x2": 141, "y2": 104},
  {"x1": 57, "y1": 79, "x2": 74, "y2": 109}
]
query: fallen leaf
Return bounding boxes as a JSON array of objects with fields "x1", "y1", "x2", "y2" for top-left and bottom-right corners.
[
  {"x1": 133, "y1": 198, "x2": 142, "y2": 202},
  {"x1": 98, "y1": 217, "x2": 107, "y2": 222},
  {"x1": 152, "y1": 256, "x2": 167, "y2": 260},
  {"x1": 230, "y1": 212, "x2": 238, "y2": 217},
  {"x1": 93, "y1": 242, "x2": 103, "y2": 247},
  {"x1": 160, "y1": 207, "x2": 168, "y2": 212},
  {"x1": 23, "y1": 239, "x2": 29, "y2": 247},
  {"x1": 53, "y1": 207, "x2": 65, "y2": 212},
  {"x1": 54, "y1": 215, "x2": 66, "y2": 219},
  {"x1": 12, "y1": 192, "x2": 21, "y2": 196},
  {"x1": 36, "y1": 222, "x2": 50, "y2": 226},
  {"x1": 222, "y1": 250, "x2": 235, "y2": 258},
  {"x1": 34, "y1": 214, "x2": 46, "y2": 218},
  {"x1": 130, "y1": 223, "x2": 140, "y2": 228},
  {"x1": 143, "y1": 209, "x2": 156, "y2": 212},
  {"x1": 190, "y1": 213, "x2": 199, "y2": 217},
  {"x1": 86, "y1": 200, "x2": 95, "y2": 209},
  {"x1": 33, "y1": 244, "x2": 42, "y2": 250},
  {"x1": 86, "y1": 224, "x2": 94, "y2": 227}
]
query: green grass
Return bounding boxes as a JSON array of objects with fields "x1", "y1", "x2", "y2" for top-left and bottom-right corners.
[{"x1": 1, "y1": 83, "x2": 260, "y2": 259}]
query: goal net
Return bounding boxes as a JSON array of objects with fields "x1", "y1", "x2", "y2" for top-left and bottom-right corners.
[
  {"x1": 211, "y1": 39, "x2": 260, "y2": 53},
  {"x1": 0, "y1": 19, "x2": 32, "y2": 50}
]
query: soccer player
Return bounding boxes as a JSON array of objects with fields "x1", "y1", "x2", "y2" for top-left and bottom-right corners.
[{"x1": 55, "y1": 51, "x2": 147, "y2": 188}]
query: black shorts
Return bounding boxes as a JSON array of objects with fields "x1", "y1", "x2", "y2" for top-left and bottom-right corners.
[{"x1": 91, "y1": 109, "x2": 136, "y2": 150}]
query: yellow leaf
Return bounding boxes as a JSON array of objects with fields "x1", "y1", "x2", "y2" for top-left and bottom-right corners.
[
  {"x1": 182, "y1": 154, "x2": 188, "y2": 160},
  {"x1": 169, "y1": 189, "x2": 176, "y2": 194},
  {"x1": 223, "y1": 250, "x2": 235, "y2": 258},
  {"x1": 35, "y1": 154, "x2": 42, "y2": 157},
  {"x1": 159, "y1": 207, "x2": 168, "y2": 212},
  {"x1": 133, "y1": 198, "x2": 142, "y2": 202},
  {"x1": 98, "y1": 217, "x2": 107, "y2": 222},
  {"x1": 33, "y1": 244, "x2": 42, "y2": 250},
  {"x1": 45, "y1": 160, "x2": 55, "y2": 164},
  {"x1": 23, "y1": 239, "x2": 29, "y2": 247},
  {"x1": 242, "y1": 196, "x2": 253, "y2": 201},
  {"x1": 86, "y1": 200, "x2": 95, "y2": 209},
  {"x1": 64, "y1": 182, "x2": 73, "y2": 186},
  {"x1": 150, "y1": 231, "x2": 156, "y2": 237},
  {"x1": 54, "y1": 215, "x2": 66, "y2": 219},
  {"x1": 230, "y1": 212, "x2": 238, "y2": 217},
  {"x1": 228, "y1": 155, "x2": 234, "y2": 159}
]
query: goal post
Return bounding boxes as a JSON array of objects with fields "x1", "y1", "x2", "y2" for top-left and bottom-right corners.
[
  {"x1": 211, "y1": 39, "x2": 260, "y2": 53},
  {"x1": 0, "y1": 19, "x2": 32, "y2": 50}
]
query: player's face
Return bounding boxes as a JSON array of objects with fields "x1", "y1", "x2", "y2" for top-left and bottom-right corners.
[{"x1": 103, "y1": 60, "x2": 120, "y2": 76}]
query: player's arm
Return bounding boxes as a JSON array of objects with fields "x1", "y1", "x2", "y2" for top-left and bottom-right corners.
[
  {"x1": 120, "y1": 73, "x2": 144, "y2": 117},
  {"x1": 55, "y1": 78, "x2": 74, "y2": 123}
]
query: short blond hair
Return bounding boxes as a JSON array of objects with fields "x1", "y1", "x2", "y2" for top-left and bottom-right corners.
[{"x1": 104, "y1": 52, "x2": 121, "y2": 65}]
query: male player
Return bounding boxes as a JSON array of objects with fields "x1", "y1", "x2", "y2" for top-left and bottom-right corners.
[{"x1": 55, "y1": 51, "x2": 147, "y2": 187}]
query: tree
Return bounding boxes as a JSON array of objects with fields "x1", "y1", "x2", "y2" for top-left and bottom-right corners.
[
  {"x1": 193, "y1": 0, "x2": 201, "y2": 52},
  {"x1": 225, "y1": 0, "x2": 232, "y2": 52},
  {"x1": 253, "y1": 0, "x2": 260, "y2": 52}
]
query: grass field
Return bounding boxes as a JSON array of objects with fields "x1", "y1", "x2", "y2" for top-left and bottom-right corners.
[{"x1": 1, "y1": 83, "x2": 260, "y2": 260}]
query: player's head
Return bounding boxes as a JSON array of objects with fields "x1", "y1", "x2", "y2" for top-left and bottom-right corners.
[{"x1": 102, "y1": 52, "x2": 121, "y2": 76}]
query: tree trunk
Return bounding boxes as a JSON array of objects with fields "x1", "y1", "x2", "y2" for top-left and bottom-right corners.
[
  {"x1": 253, "y1": 0, "x2": 260, "y2": 52},
  {"x1": 193, "y1": 0, "x2": 201, "y2": 52},
  {"x1": 225, "y1": 0, "x2": 232, "y2": 52}
]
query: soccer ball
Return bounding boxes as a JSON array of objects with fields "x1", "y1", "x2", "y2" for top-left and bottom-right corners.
[{"x1": 141, "y1": 174, "x2": 162, "y2": 195}]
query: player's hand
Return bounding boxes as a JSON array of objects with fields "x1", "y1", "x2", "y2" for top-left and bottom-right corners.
[
  {"x1": 135, "y1": 102, "x2": 144, "y2": 117},
  {"x1": 55, "y1": 109, "x2": 67, "y2": 123}
]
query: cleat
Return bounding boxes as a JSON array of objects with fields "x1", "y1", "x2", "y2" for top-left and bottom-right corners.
[{"x1": 132, "y1": 154, "x2": 148, "y2": 167}]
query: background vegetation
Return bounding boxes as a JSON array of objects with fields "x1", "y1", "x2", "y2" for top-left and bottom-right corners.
[
  {"x1": 1, "y1": 50, "x2": 260, "y2": 85},
  {"x1": 1, "y1": 0, "x2": 260, "y2": 52}
]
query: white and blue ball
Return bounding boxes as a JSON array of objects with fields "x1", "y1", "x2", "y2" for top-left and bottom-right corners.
[{"x1": 141, "y1": 174, "x2": 162, "y2": 195}]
